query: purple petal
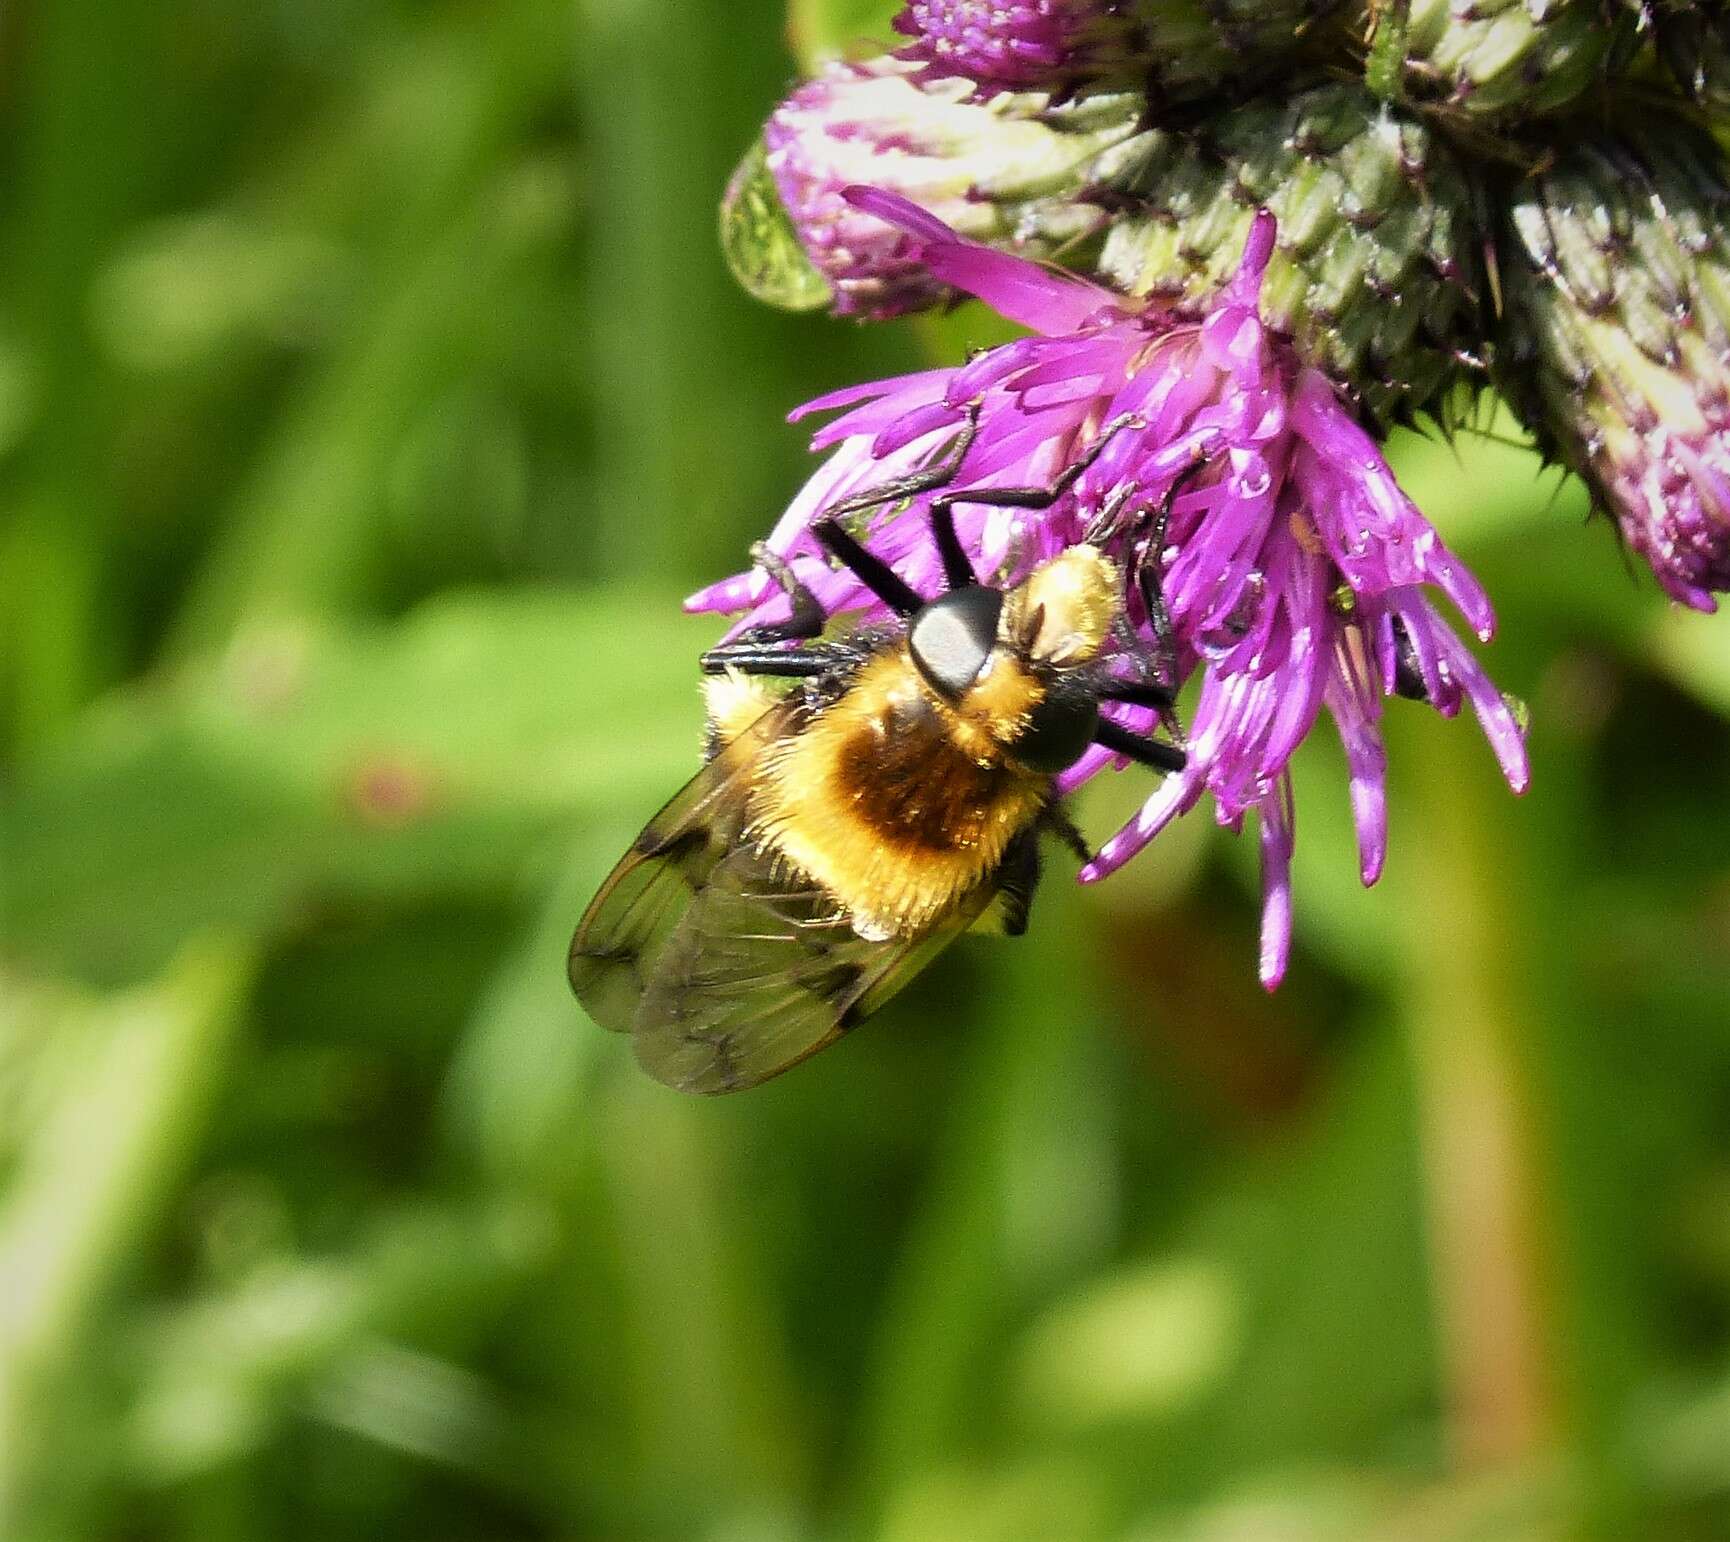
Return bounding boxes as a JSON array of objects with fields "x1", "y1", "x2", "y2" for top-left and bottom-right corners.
[
  {"x1": 920, "y1": 242, "x2": 1117, "y2": 334},
  {"x1": 1257, "y1": 776, "x2": 1296, "y2": 991},
  {"x1": 841, "y1": 184, "x2": 959, "y2": 246},
  {"x1": 1229, "y1": 209, "x2": 1278, "y2": 309},
  {"x1": 808, "y1": 373, "x2": 952, "y2": 449},
  {"x1": 792, "y1": 367, "x2": 949, "y2": 423},
  {"x1": 1053, "y1": 740, "x2": 1118, "y2": 796},
  {"x1": 1432, "y1": 622, "x2": 1532, "y2": 794},
  {"x1": 1334, "y1": 706, "x2": 1389, "y2": 886},
  {"x1": 872, "y1": 398, "x2": 965, "y2": 457},
  {"x1": 685, "y1": 569, "x2": 763, "y2": 615},
  {"x1": 948, "y1": 335, "x2": 1051, "y2": 401},
  {"x1": 1081, "y1": 770, "x2": 1204, "y2": 880},
  {"x1": 1200, "y1": 304, "x2": 1271, "y2": 389},
  {"x1": 838, "y1": 184, "x2": 1119, "y2": 334}
]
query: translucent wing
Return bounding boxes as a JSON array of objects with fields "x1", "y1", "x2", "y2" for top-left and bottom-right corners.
[
  {"x1": 568, "y1": 699, "x2": 800, "y2": 1035},
  {"x1": 629, "y1": 842, "x2": 997, "y2": 1095}
]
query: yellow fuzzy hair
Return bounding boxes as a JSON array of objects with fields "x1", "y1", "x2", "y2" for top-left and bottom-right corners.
[{"x1": 752, "y1": 651, "x2": 1045, "y2": 940}]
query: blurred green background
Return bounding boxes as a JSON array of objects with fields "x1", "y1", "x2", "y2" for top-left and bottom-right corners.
[{"x1": 3, "y1": 2, "x2": 1730, "y2": 1538}]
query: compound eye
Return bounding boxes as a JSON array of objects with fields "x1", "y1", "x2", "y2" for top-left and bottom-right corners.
[
  {"x1": 1008, "y1": 694, "x2": 1099, "y2": 773},
  {"x1": 908, "y1": 587, "x2": 1004, "y2": 699}
]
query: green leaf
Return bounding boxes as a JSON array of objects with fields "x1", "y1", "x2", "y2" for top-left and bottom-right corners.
[
  {"x1": 1651, "y1": 603, "x2": 1730, "y2": 717},
  {"x1": 3, "y1": 589, "x2": 709, "y2": 983},
  {"x1": 787, "y1": 0, "x2": 903, "y2": 72},
  {"x1": 0, "y1": 939, "x2": 255, "y2": 1529}
]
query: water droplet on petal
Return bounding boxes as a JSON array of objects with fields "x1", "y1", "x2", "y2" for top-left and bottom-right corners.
[
  {"x1": 1238, "y1": 464, "x2": 1272, "y2": 499},
  {"x1": 1196, "y1": 570, "x2": 1266, "y2": 658}
]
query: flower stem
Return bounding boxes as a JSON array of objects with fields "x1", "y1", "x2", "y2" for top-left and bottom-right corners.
[{"x1": 1392, "y1": 708, "x2": 1561, "y2": 1467}]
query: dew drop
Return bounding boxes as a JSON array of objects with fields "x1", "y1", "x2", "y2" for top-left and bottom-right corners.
[{"x1": 1196, "y1": 570, "x2": 1266, "y2": 657}]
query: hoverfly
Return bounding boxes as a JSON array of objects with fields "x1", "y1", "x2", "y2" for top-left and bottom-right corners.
[{"x1": 570, "y1": 419, "x2": 1188, "y2": 1093}]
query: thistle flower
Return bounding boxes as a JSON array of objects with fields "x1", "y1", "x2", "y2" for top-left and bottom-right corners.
[
  {"x1": 728, "y1": 56, "x2": 1149, "y2": 317},
  {"x1": 893, "y1": 0, "x2": 1350, "y2": 103},
  {"x1": 1498, "y1": 127, "x2": 1730, "y2": 610},
  {"x1": 891, "y1": 0, "x2": 1143, "y2": 90},
  {"x1": 689, "y1": 191, "x2": 1527, "y2": 986}
]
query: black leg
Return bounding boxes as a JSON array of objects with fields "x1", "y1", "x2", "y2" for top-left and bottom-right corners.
[
  {"x1": 732, "y1": 543, "x2": 826, "y2": 645},
  {"x1": 811, "y1": 519, "x2": 926, "y2": 617},
  {"x1": 928, "y1": 412, "x2": 1146, "y2": 521},
  {"x1": 994, "y1": 829, "x2": 1043, "y2": 938},
  {"x1": 1099, "y1": 678, "x2": 1176, "y2": 710},
  {"x1": 1133, "y1": 452, "x2": 1212, "y2": 688},
  {"x1": 1105, "y1": 607, "x2": 1184, "y2": 746},
  {"x1": 822, "y1": 401, "x2": 983, "y2": 524},
  {"x1": 1134, "y1": 497, "x2": 1179, "y2": 693},
  {"x1": 819, "y1": 402, "x2": 983, "y2": 595},
  {"x1": 1129, "y1": 524, "x2": 1184, "y2": 743},
  {"x1": 1093, "y1": 717, "x2": 1187, "y2": 774},
  {"x1": 1040, "y1": 803, "x2": 1092, "y2": 864},
  {"x1": 699, "y1": 641, "x2": 859, "y2": 678},
  {"x1": 1117, "y1": 458, "x2": 1211, "y2": 745},
  {"x1": 1079, "y1": 480, "x2": 1134, "y2": 546},
  {"x1": 1390, "y1": 616, "x2": 1429, "y2": 701}
]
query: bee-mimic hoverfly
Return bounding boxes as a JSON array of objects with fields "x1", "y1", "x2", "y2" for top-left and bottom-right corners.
[{"x1": 570, "y1": 414, "x2": 1190, "y2": 1093}]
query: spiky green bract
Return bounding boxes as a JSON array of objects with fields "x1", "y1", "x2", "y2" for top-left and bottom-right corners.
[
  {"x1": 1134, "y1": 0, "x2": 1351, "y2": 103},
  {"x1": 1498, "y1": 124, "x2": 1730, "y2": 610},
  {"x1": 1128, "y1": 0, "x2": 1352, "y2": 107},
  {"x1": 1096, "y1": 84, "x2": 1481, "y2": 429},
  {"x1": 1657, "y1": 3, "x2": 1730, "y2": 112},
  {"x1": 735, "y1": 57, "x2": 1150, "y2": 317},
  {"x1": 1379, "y1": 0, "x2": 1633, "y2": 122}
]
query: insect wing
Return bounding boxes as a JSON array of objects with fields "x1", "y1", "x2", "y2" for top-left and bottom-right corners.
[
  {"x1": 631, "y1": 844, "x2": 997, "y2": 1095},
  {"x1": 568, "y1": 699, "x2": 799, "y2": 1035}
]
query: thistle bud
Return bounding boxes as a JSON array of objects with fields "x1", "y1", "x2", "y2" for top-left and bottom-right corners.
[
  {"x1": 1373, "y1": 0, "x2": 1634, "y2": 122},
  {"x1": 1498, "y1": 126, "x2": 1730, "y2": 610},
  {"x1": 891, "y1": 0, "x2": 1347, "y2": 101},
  {"x1": 725, "y1": 57, "x2": 1150, "y2": 318},
  {"x1": 1095, "y1": 84, "x2": 1482, "y2": 427}
]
